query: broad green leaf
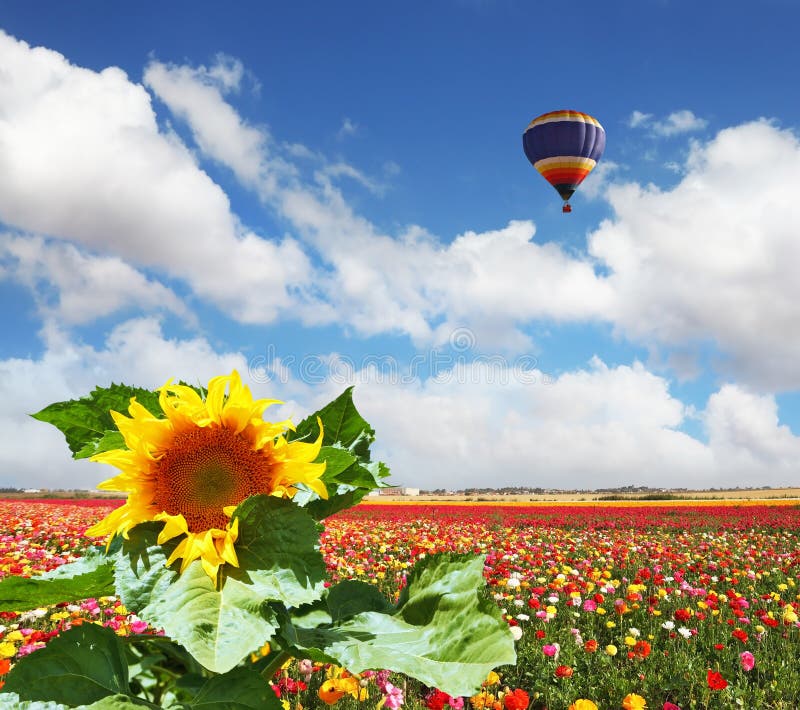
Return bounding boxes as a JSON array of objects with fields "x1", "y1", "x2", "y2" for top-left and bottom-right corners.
[
  {"x1": 80, "y1": 696, "x2": 157, "y2": 709},
  {"x1": 189, "y1": 667, "x2": 282, "y2": 709},
  {"x1": 31, "y1": 384, "x2": 162, "y2": 459},
  {"x1": 225, "y1": 495, "x2": 326, "y2": 607},
  {"x1": 325, "y1": 580, "x2": 395, "y2": 620},
  {"x1": 0, "y1": 694, "x2": 68, "y2": 710},
  {"x1": 139, "y1": 561, "x2": 279, "y2": 673},
  {"x1": 290, "y1": 387, "x2": 374, "y2": 461},
  {"x1": 76, "y1": 431, "x2": 125, "y2": 460},
  {"x1": 0, "y1": 549, "x2": 115, "y2": 611},
  {"x1": 1, "y1": 624, "x2": 132, "y2": 706},
  {"x1": 281, "y1": 554, "x2": 516, "y2": 697}
]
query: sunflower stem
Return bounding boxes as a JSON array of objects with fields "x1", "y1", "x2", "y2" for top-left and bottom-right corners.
[{"x1": 259, "y1": 650, "x2": 293, "y2": 682}]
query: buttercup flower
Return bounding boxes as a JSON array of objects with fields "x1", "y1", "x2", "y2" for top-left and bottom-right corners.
[
  {"x1": 87, "y1": 370, "x2": 326, "y2": 581},
  {"x1": 569, "y1": 701, "x2": 599, "y2": 710},
  {"x1": 621, "y1": 693, "x2": 647, "y2": 710}
]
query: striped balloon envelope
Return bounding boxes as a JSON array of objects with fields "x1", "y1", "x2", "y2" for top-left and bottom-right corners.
[{"x1": 522, "y1": 110, "x2": 605, "y2": 212}]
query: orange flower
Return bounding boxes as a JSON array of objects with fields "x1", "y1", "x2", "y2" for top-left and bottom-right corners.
[
  {"x1": 584, "y1": 639, "x2": 598, "y2": 653},
  {"x1": 318, "y1": 679, "x2": 347, "y2": 705},
  {"x1": 0, "y1": 659, "x2": 10, "y2": 675}
]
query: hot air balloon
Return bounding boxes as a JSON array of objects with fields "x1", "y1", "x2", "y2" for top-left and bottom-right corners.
[{"x1": 522, "y1": 110, "x2": 605, "y2": 213}]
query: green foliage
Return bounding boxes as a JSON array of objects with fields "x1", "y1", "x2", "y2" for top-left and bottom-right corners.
[
  {"x1": 31, "y1": 384, "x2": 162, "y2": 459},
  {"x1": 0, "y1": 624, "x2": 154, "y2": 707},
  {"x1": 290, "y1": 389, "x2": 391, "y2": 518},
  {"x1": 0, "y1": 548, "x2": 115, "y2": 611},
  {"x1": 279, "y1": 553, "x2": 516, "y2": 697}
]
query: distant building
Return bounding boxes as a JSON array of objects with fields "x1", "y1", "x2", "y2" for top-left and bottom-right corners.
[
  {"x1": 378, "y1": 486, "x2": 420, "y2": 496},
  {"x1": 22, "y1": 488, "x2": 42, "y2": 494}
]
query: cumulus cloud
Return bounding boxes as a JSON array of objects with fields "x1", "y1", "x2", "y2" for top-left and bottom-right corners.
[
  {"x1": 0, "y1": 233, "x2": 191, "y2": 325},
  {"x1": 629, "y1": 109, "x2": 708, "y2": 136},
  {"x1": 590, "y1": 119, "x2": 800, "y2": 389},
  {"x1": 0, "y1": 31, "x2": 313, "y2": 326}
]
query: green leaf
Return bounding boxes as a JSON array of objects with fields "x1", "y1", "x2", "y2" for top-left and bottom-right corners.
[
  {"x1": 0, "y1": 549, "x2": 115, "y2": 612},
  {"x1": 225, "y1": 495, "x2": 326, "y2": 608},
  {"x1": 281, "y1": 554, "x2": 516, "y2": 697},
  {"x1": 31, "y1": 384, "x2": 162, "y2": 459},
  {"x1": 0, "y1": 694, "x2": 69, "y2": 710},
  {"x1": 80, "y1": 696, "x2": 157, "y2": 709},
  {"x1": 290, "y1": 387, "x2": 374, "y2": 461},
  {"x1": 325, "y1": 580, "x2": 395, "y2": 620},
  {"x1": 189, "y1": 667, "x2": 282, "y2": 709},
  {"x1": 114, "y1": 507, "x2": 323, "y2": 674},
  {"x1": 2, "y1": 624, "x2": 132, "y2": 706}
]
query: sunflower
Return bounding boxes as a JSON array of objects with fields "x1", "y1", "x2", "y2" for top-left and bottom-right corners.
[{"x1": 87, "y1": 370, "x2": 326, "y2": 581}]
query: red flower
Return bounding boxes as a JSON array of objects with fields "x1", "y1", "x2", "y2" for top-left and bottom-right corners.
[
  {"x1": 426, "y1": 689, "x2": 451, "y2": 710},
  {"x1": 732, "y1": 628, "x2": 748, "y2": 643},
  {"x1": 555, "y1": 665, "x2": 573, "y2": 678},
  {"x1": 707, "y1": 670, "x2": 728, "y2": 690},
  {"x1": 584, "y1": 639, "x2": 598, "y2": 653},
  {"x1": 504, "y1": 688, "x2": 530, "y2": 709}
]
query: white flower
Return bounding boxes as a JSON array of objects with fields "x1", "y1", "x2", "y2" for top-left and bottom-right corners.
[
  {"x1": 678, "y1": 626, "x2": 692, "y2": 639},
  {"x1": 506, "y1": 577, "x2": 521, "y2": 589},
  {"x1": 513, "y1": 599, "x2": 524, "y2": 607},
  {"x1": 510, "y1": 626, "x2": 523, "y2": 641},
  {"x1": 662, "y1": 621, "x2": 675, "y2": 630},
  {"x1": 516, "y1": 614, "x2": 530, "y2": 621},
  {"x1": 629, "y1": 627, "x2": 641, "y2": 637}
]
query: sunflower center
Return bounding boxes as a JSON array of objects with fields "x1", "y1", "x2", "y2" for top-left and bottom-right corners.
[{"x1": 152, "y1": 425, "x2": 273, "y2": 532}]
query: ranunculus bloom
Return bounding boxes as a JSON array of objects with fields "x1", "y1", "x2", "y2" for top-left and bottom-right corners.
[
  {"x1": 707, "y1": 670, "x2": 728, "y2": 690},
  {"x1": 740, "y1": 651, "x2": 755, "y2": 671},
  {"x1": 621, "y1": 693, "x2": 647, "y2": 710},
  {"x1": 542, "y1": 643, "x2": 559, "y2": 657},
  {"x1": 503, "y1": 689, "x2": 529, "y2": 710},
  {"x1": 663, "y1": 703, "x2": 681, "y2": 710},
  {"x1": 569, "y1": 701, "x2": 599, "y2": 710},
  {"x1": 555, "y1": 665, "x2": 574, "y2": 678}
]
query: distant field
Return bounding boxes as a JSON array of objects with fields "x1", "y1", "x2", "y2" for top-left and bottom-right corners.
[{"x1": 371, "y1": 487, "x2": 800, "y2": 503}]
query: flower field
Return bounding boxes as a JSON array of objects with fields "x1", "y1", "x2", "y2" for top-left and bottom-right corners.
[{"x1": 3, "y1": 498, "x2": 800, "y2": 708}]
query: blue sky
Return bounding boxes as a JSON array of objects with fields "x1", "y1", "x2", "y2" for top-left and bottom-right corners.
[{"x1": 2, "y1": 1, "x2": 800, "y2": 491}]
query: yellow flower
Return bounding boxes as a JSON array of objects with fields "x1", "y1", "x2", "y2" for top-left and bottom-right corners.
[
  {"x1": 0, "y1": 642, "x2": 16, "y2": 659},
  {"x1": 87, "y1": 370, "x2": 326, "y2": 582},
  {"x1": 621, "y1": 693, "x2": 647, "y2": 710},
  {"x1": 605, "y1": 644, "x2": 618, "y2": 656},
  {"x1": 569, "y1": 701, "x2": 599, "y2": 710},
  {"x1": 484, "y1": 670, "x2": 501, "y2": 686}
]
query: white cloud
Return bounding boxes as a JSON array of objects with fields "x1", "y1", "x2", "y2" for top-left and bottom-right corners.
[
  {"x1": 629, "y1": 110, "x2": 653, "y2": 128},
  {"x1": 1, "y1": 233, "x2": 192, "y2": 325},
  {"x1": 0, "y1": 31, "x2": 313, "y2": 326},
  {"x1": 590, "y1": 119, "x2": 800, "y2": 389},
  {"x1": 629, "y1": 109, "x2": 708, "y2": 136},
  {"x1": 705, "y1": 385, "x2": 800, "y2": 484}
]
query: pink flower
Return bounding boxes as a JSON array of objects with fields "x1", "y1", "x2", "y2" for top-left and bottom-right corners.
[
  {"x1": 383, "y1": 681, "x2": 404, "y2": 709},
  {"x1": 740, "y1": 651, "x2": 755, "y2": 671},
  {"x1": 130, "y1": 620, "x2": 149, "y2": 634},
  {"x1": 542, "y1": 643, "x2": 560, "y2": 658},
  {"x1": 449, "y1": 697, "x2": 464, "y2": 709},
  {"x1": 582, "y1": 599, "x2": 597, "y2": 612},
  {"x1": 663, "y1": 703, "x2": 681, "y2": 710}
]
